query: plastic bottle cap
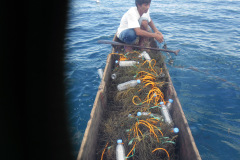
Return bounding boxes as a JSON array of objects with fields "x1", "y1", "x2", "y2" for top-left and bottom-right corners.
[
  {"x1": 137, "y1": 112, "x2": 142, "y2": 116},
  {"x1": 160, "y1": 102, "x2": 164, "y2": 105},
  {"x1": 115, "y1": 60, "x2": 118, "y2": 64},
  {"x1": 117, "y1": 139, "x2": 122, "y2": 144},
  {"x1": 137, "y1": 79, "x2": 141, "y2": 84},
  {"x1": 173, "y1": 128, "x2": 179, "y2": 133},
  {"x1": 169, "y1": 99, "x2": 173, "y2": 103}
]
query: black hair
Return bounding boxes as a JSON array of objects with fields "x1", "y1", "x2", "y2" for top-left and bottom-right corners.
[{"x1": 135, "y1": 0, "x2": 152, "y2": 7}]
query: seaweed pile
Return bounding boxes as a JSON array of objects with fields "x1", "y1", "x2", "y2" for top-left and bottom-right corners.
[{"x1": 96, "y1": 48, "x2": 179, "y2": 160}]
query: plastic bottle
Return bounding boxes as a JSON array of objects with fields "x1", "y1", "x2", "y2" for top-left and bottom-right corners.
[
  {"x1": 137, "y1": 112, "x2": 162, "y2": 120},
  {"x1": 159, "y1": 73, "x2": 165, "y2": 78},
  {"x1": 139, "y1": 51, "x2": 151, "y2": 61},
  {"x1": 160, "y1": 102, "x2": 173, "y2": 125},
  {"x1": 166, "y1": 99, "x2": 173, "y2": 110},
  {"x1": 97, "y1": 69, "x2": 103, "y2": 79},
  {"x1": 171, "y1": 127, "x2": 179, "y2": 134},
  {"x1": 117, "y1": 79, "x2": 141, "y2": 91},
  {"x1": 116, "y1": 139, "x2": 125, "y2": 160},
  {"x1": 111, "y1": 73, "x2": 117, "y2": 80},
  {"x1": 137, "y1": 112, "x2": 150, "y2": 116},
  {"x1": 115, "y1": 60, "x2": 139, "y2": 67}
]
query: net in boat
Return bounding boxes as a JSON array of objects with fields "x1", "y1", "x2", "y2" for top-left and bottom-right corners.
[{"x1": 96, "y1": 46, "x2": 179, "y2": 160}]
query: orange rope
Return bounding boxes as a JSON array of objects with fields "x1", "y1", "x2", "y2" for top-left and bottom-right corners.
[
  {"x1": 133, "y1": 86, "x2": 165, "y2": 105},
  {"x1": 148, "y1": 59, "x2": 158, "y2": 75},
  {"x1": 101, "y1": 142, "x2": 109, "y2": 160},
  {"x1": 126, "y1": 142, "x2": 137, "y2": 159},
  {"x1": 138, "y1": 120, "x2": 159, "y2": 142},
  {"x1": 152, "y1": 148, "x2": 170, "y2": 160}
]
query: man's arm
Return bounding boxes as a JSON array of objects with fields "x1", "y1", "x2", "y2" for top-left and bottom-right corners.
[
  {"x1": 148, "y1": 20, "x2": 164, "y2": 42},
  {"x1": 134, "y1": 27, "x2": 156, "y2": 38},
  {"x1": 148, "y1": 20, "x2": 158, "y2": 33},
  {"x1": 134, "y1": 26, "x2": 164, "y2": 43}
]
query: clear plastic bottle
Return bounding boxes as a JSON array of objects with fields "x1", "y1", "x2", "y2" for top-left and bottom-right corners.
[
  {"x1": 111, "y1": 73, "x2": 117, "y2": 80},
  {"x1": 137, "y1": 112, "x2": 162, "y2": 120},
  {"x1": 166, "y1": 99, "x2": 173, "y2": 110},
  {"x1": 115, "y1": 60, "x2": 139, "y2": 67},
  {"x1": 97, "y1": 69, "x2": 103, "y2": 79},
  {"x1": 160, "y1": 102, "x2": 173, "y2": 125},
  {"x1": 117, "y1": 79, "x2": 141, "y2": 91},
  {"x1": 137, "y1": 112, "x2": 150, "y2": 116},
  {"x1": 159, "y1": 73, "x2": 165, "y2": 78},
  {"x1": 139, "y1": 51, "x2": 151, "y2": 61},
  {"x1": 116, "y1": 139, "x2": 125, "y2": 160}
]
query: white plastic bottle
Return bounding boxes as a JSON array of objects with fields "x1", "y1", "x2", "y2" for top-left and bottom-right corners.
[
  {"x1": 116, "y1": 139, "x2": 125, "y2": 160},
  {"x1": 97, "y1": 69, "x2": 103, "y2": 79},
  {"x1": 117, "y1": 79, "x2": 141, "y2": 91},
  {"x1": 139, "y1": 51, "x2": 151, "y2": 61},
  {"x1": 115, "y1": 60, "x2": 139, "y2": 67},
  {"x1": 160, "y1": 102, "x2": 173, "y2": 125},
  {"x1": 166, "y1": 99, "x2": 173, "y2": 110}
]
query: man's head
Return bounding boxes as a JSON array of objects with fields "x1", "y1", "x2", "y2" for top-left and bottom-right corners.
[
  {"x1": 135, "y1": 0, "x2": 151, "y2": 7},
  {"x1": 135, "y1": 0, "x2": 151, "y2": 14}
]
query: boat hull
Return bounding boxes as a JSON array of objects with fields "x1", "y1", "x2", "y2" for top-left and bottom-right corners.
[{"x1": 77, "y1": 35, "x2": 201, "y2": 160}]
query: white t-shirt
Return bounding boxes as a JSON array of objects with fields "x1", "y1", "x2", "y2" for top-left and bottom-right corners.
[{"x1": 117, "y1": 7, "x2": 151, "y2": 37}]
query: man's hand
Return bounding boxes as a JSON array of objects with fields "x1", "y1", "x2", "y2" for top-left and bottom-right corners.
[{"x1": 154, "y1": 32, "x2": 164, "y2": 43}]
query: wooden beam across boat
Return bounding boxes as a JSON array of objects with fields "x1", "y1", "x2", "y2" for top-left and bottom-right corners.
[{"x1": 77, "y1": 34, "x2": 201, "y2": 160}]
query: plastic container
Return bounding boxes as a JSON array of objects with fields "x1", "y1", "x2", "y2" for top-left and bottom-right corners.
[
  {"x1": 137, "y1": 112, "x2": 150, "y2": 116},
  {"x1": 111, "y1": 73, "x2": 117, "y2": 79},
  {"x1": 137, "y1": 112, "x2": 162, "y2": 120},
  {"x1": 116, "y1": 139, "x2": 125, "y2": 160},
  {"x1": 171, "y1": 127, "x2": 179, "y2": 134},
  {"x1": 160, "y1": 102, "x2": 173, "y2": 125},
  {"x1": 117, "y1": 79, "x2": 141, "y2": 91},
  {"x1": 139, "y1": 51, "x2": 151, "y2": 61},
  {"x1": 116, "y1": 60, "x2": 139, "y2": 67},
  {"x1": 166, "y1": 99, "x2": 173, "y2": 110},
  {"x1": 97, "y1": 69, "x2": 103, "y2": 79},
  {"x1": 159, "y1": 73, "x2": 165, "y2": 78}
]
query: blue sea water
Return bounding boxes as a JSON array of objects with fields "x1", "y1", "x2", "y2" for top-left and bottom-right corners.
[{"x1": 64, "y1": 0, "x2": 240, "y2": 159}]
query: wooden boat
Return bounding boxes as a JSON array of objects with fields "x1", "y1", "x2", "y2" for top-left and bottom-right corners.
[{"x1": 77, "y1": 34, "x2": 201, "y2": 160}]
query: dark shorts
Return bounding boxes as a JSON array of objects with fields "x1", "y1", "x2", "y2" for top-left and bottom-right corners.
[{"x1": 118, "y1": 28, "x2": 137, "y2": 44}]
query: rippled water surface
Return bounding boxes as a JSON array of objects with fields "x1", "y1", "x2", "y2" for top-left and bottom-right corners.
[{"x1": 64, "y1": 0, "x2": 240, "y2": 159}]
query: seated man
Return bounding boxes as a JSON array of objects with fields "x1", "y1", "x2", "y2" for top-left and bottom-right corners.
[{"x1": 117, "y1": 0, "x2": 164, "y2": 52}]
